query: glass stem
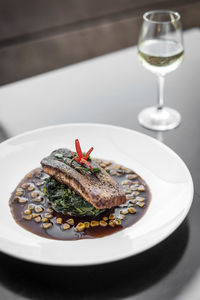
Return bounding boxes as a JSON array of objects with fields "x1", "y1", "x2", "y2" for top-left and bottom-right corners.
[{"x1": 157, "y1": 75, "x2": 165, "y2": 110}]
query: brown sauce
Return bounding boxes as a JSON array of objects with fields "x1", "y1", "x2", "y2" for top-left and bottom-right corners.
[{"x1": 9, "y1": 160, "x2": 150, "y2": 240}]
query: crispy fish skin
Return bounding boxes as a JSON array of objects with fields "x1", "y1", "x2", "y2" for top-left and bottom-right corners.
[{"x1": 41, "y1": 148, "x2": 126, "y2": 209}]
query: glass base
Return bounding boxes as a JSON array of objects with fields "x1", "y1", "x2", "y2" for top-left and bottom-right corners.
[{"x1": 138, "y1": 106, "x2": 181, "y2": 131}]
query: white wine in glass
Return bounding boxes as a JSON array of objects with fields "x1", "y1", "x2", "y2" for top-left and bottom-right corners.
[{"x1": 138, "y1": 10, "x2": 184, "y2": 131}]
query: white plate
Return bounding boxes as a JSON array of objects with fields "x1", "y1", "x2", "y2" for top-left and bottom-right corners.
[{"x1": 0, "y1": 123, "x2": 193, "y2": 266}]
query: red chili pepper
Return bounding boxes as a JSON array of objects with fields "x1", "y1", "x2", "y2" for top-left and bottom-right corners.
[
  {"x1": 80, "y1": 158, "x2": 93, "y2": 170},
  {"x1": 72, "y1": 139, "x2": 94, "y2": 170},
  {"x1": 75, "y1": 139, "x2": 83, "y2": 159},
  {"x1": 84, "y1": 147, "x2": 94, "y2": 160}
]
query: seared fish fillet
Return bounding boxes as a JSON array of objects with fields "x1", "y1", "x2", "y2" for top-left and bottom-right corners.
[{"x1": 41, "y1": 148, "x2": 126, "y2": 209}]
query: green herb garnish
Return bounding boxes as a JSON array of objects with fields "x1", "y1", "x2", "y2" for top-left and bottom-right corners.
[
  {"x1": 54, "y1": 153, "x2": 64, "y2": 159},
  {"x1": 54, "y1": 152, "x2": 101, "y2": 174}
]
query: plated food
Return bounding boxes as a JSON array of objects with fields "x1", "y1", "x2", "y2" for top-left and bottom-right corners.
[
  {"x1": 2, "y1": 123, "x2": 193, "y2": 265},
  {"x1": 9, "y1": 139, "x2": 150, "y2": 240}
]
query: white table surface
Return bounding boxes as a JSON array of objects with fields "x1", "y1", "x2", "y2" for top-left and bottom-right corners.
[{"x1": 0, "y1": 28, "x2": 199, "y2": 137}]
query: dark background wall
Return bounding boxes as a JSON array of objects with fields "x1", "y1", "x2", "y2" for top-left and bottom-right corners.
[{"x1": 0, "y1": 0, "x2": 199, "y2": 86}]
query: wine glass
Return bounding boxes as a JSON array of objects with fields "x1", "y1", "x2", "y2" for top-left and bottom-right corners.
[{"x1": 138, "y1": 10, "x2": 184, "y2": 131}]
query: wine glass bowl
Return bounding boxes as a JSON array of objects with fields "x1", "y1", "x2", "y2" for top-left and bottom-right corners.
[{"x1": 138, "y1": 10, "x2": 184, "y2": 131}]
